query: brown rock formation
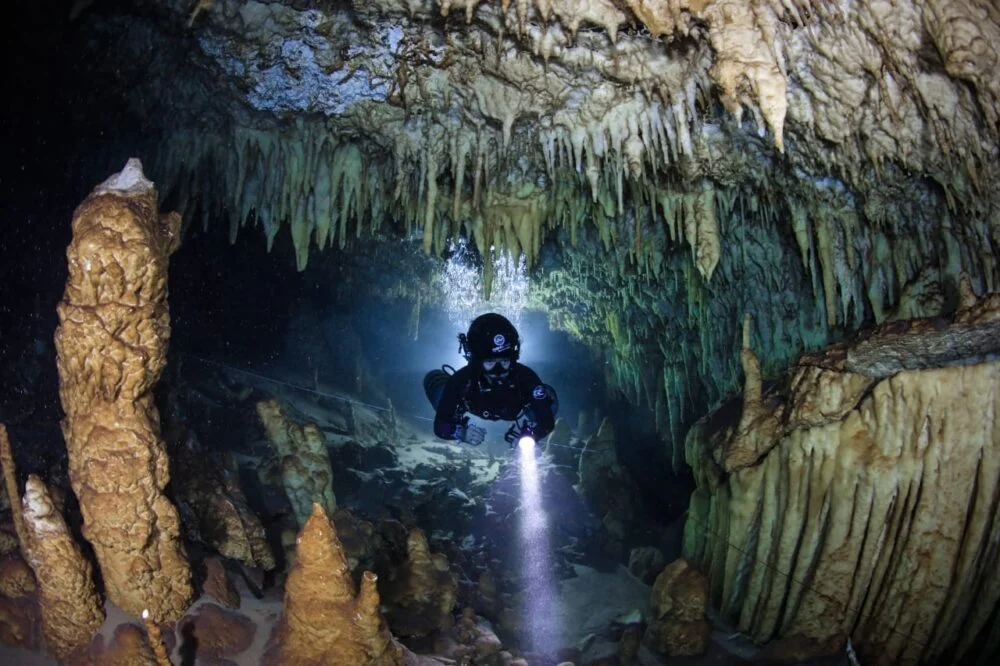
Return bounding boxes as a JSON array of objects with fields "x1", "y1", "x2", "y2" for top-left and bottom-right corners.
[
  {"x1": 0, "y1": 595, "x2": 39, "y2": 649},
  {"x1": 53, "y1": 159, "x2": 192, "y2": 621},
  {"x1": 381, "y1": 528, "x2": 458, "y2": 638},
  {"x1": 644, "y1": 558, "x2": 711, "y2": 657},
  {"x1": 173, "y1": 431, "x2": 275, "y2": 571},
  {"x1": 21, "y1": 475, "x2": 105, "y2": 660},
  {"x1": 69, "y1": 623, "x2": 159, "y2": 666},
  {"x1": 0, "y1": 425, "x2": 29, "y2": 558},
  {"x1": 0, "y1": 527, "x2": 18, "y2": 558},
  {"x1": 140, "y1": 610, "x2": 172, "y2": 666},
  {"x1": 201, "y1": 556, "x2": 241, "y2": 609},
  {"x1": 433, "y1": 607, "x2": 503, "y2": 664},
  {"x1": 266, "y1": 503, "x2": 405, "y2": 666},
  {"x1": 177, "y1": 603, "x2": 256, "y2": 660},
  {"x1": 684, "y1": 297, "x2": 1000, "y2": 664},
  {"x1": 332, "y1": 508, "x2": 378, "y2": 574},
  {"x1": 0, "y1": 555, "x2": 35, "y2": 600}
]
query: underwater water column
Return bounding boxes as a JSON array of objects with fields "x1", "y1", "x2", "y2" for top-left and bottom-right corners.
[{"x1": 517, "y1": 441, "x2": 561, "y2": 654}]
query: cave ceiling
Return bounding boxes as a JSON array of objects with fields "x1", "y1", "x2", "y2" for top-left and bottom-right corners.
[
  {"x1": 84, "y1": 0, "x2": 1000, "y2": 255},
  {"x1": 69, "y1": 0, "x2": 1000, "y2": 452}
]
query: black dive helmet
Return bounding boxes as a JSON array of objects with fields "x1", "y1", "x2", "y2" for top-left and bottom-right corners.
[{"x1": 459, "y1": 313, "x2": 520, "y2": 371}]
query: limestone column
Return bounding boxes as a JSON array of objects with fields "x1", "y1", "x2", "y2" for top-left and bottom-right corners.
[{"x1": 54, "y1": 158, "x2": 192, "y2": 621}]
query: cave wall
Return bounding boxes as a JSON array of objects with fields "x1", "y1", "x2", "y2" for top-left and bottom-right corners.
[{"x1": 682, "y1": 303, "x2": 1000, "y2": 664}]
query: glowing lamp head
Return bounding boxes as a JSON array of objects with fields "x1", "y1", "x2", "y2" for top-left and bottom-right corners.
[{"x1": 518, "y1": 435, "x2": 536, "y2": 451}]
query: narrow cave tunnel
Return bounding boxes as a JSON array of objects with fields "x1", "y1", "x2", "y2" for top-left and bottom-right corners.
[{"x1": 1, "y1": 1, "x2": 999, "y2": 665}]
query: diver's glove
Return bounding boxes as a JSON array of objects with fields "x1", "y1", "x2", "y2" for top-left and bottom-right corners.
[
  {"x1": 504, "y1": 419, "x2": 535, "y2": 447},
  {"x1": 454, "y1": 421, "x2": 486, "y2": 446}
]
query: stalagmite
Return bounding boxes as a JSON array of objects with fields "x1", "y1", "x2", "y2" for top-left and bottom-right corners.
[
  {"x1": 140, "y1": 609, "x2": 172, "y2": 666},
  {"x1": 266, "y1": 503, "x2": 405, "y2": 666},
  {"x1": 53, "y1": 158, "x2": 193, "y2": 621},
  {"x1": 21, "y1": 475, "x2": 105, "y2": 660}
]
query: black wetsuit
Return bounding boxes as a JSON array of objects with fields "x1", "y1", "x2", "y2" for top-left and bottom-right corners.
[{"x1": 431, "y1": 363, "x2": 556, "y2": 441}]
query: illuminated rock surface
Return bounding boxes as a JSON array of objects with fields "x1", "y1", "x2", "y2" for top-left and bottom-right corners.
[
  {"x1": 53, "y1": 159, "x2": 193, "y2": 622},
  {"x1": 684, "y1": 296, "x2": 1000, "y2": 664},
  {"x1": 644, "y1": 558, "x2": 711, "y2": 657}
]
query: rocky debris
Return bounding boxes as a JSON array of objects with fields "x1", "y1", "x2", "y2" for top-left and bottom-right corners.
[
  {"x1": 431, "y1": 607, "x2": 504, "y2": 663},
  {"x1": 644, "y1": 558, "x2": 711, "y2": 657},
  {"x1": 177, "y1": 603, "x2": 257, "y2": 661},
  {"x1": 380, "y1": 528, "x2": 458, "y2": 638},
  {"x1": 0, "y1": 594, "x2": 39, "y2": 650},
  {"x1": 627, "y1": 547, "x2": 664, "y2": 586},
  {"x1": 172, "y1": 429, "x2": 276, "y2": 572},
  {"x1": 200, "y1": 557, "x2": 241, "y2": 610},
  {"x1": 67, "y1": 623, "x2": 159, "y2": 666}
]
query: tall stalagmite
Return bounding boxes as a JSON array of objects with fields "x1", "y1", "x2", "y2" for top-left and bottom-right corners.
[
  {"x1": 53, "y1": 158, "x2": 193, "y2": 621},
  {"x1": 683, "y1": 296, "x2": 1000, "y2": 665}
]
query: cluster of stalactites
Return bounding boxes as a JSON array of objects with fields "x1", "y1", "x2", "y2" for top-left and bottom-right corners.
[
  {"x1": 155, "y1": 115, "x2": 999, "y2": 339},
  {"x1": 787, "y1": 181, "x2": 1000, "y2": 329},
  {"x1": 159, "y1": 0, "x2": 1000, "y2": 278},
  {"x1": 152, "y1": 109, "x2": 728, "y2": 280}
]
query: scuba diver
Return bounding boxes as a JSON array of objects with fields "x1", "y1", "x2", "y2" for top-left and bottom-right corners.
[{"x1": 424, "y1": 313, "x2": 558, "y2": 448}]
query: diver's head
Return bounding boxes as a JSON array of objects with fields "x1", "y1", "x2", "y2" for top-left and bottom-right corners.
[{"x1": 459, "y1": 313, "x2": 520, "y2": 381}]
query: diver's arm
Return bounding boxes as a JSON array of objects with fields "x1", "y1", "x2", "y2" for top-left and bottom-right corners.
[
  {"x1": 433, "y1": 374, "x2": 464, "y2": 439},
  {"x1": 519, "y1": 366, "x2": 555, "y2": 439}
]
